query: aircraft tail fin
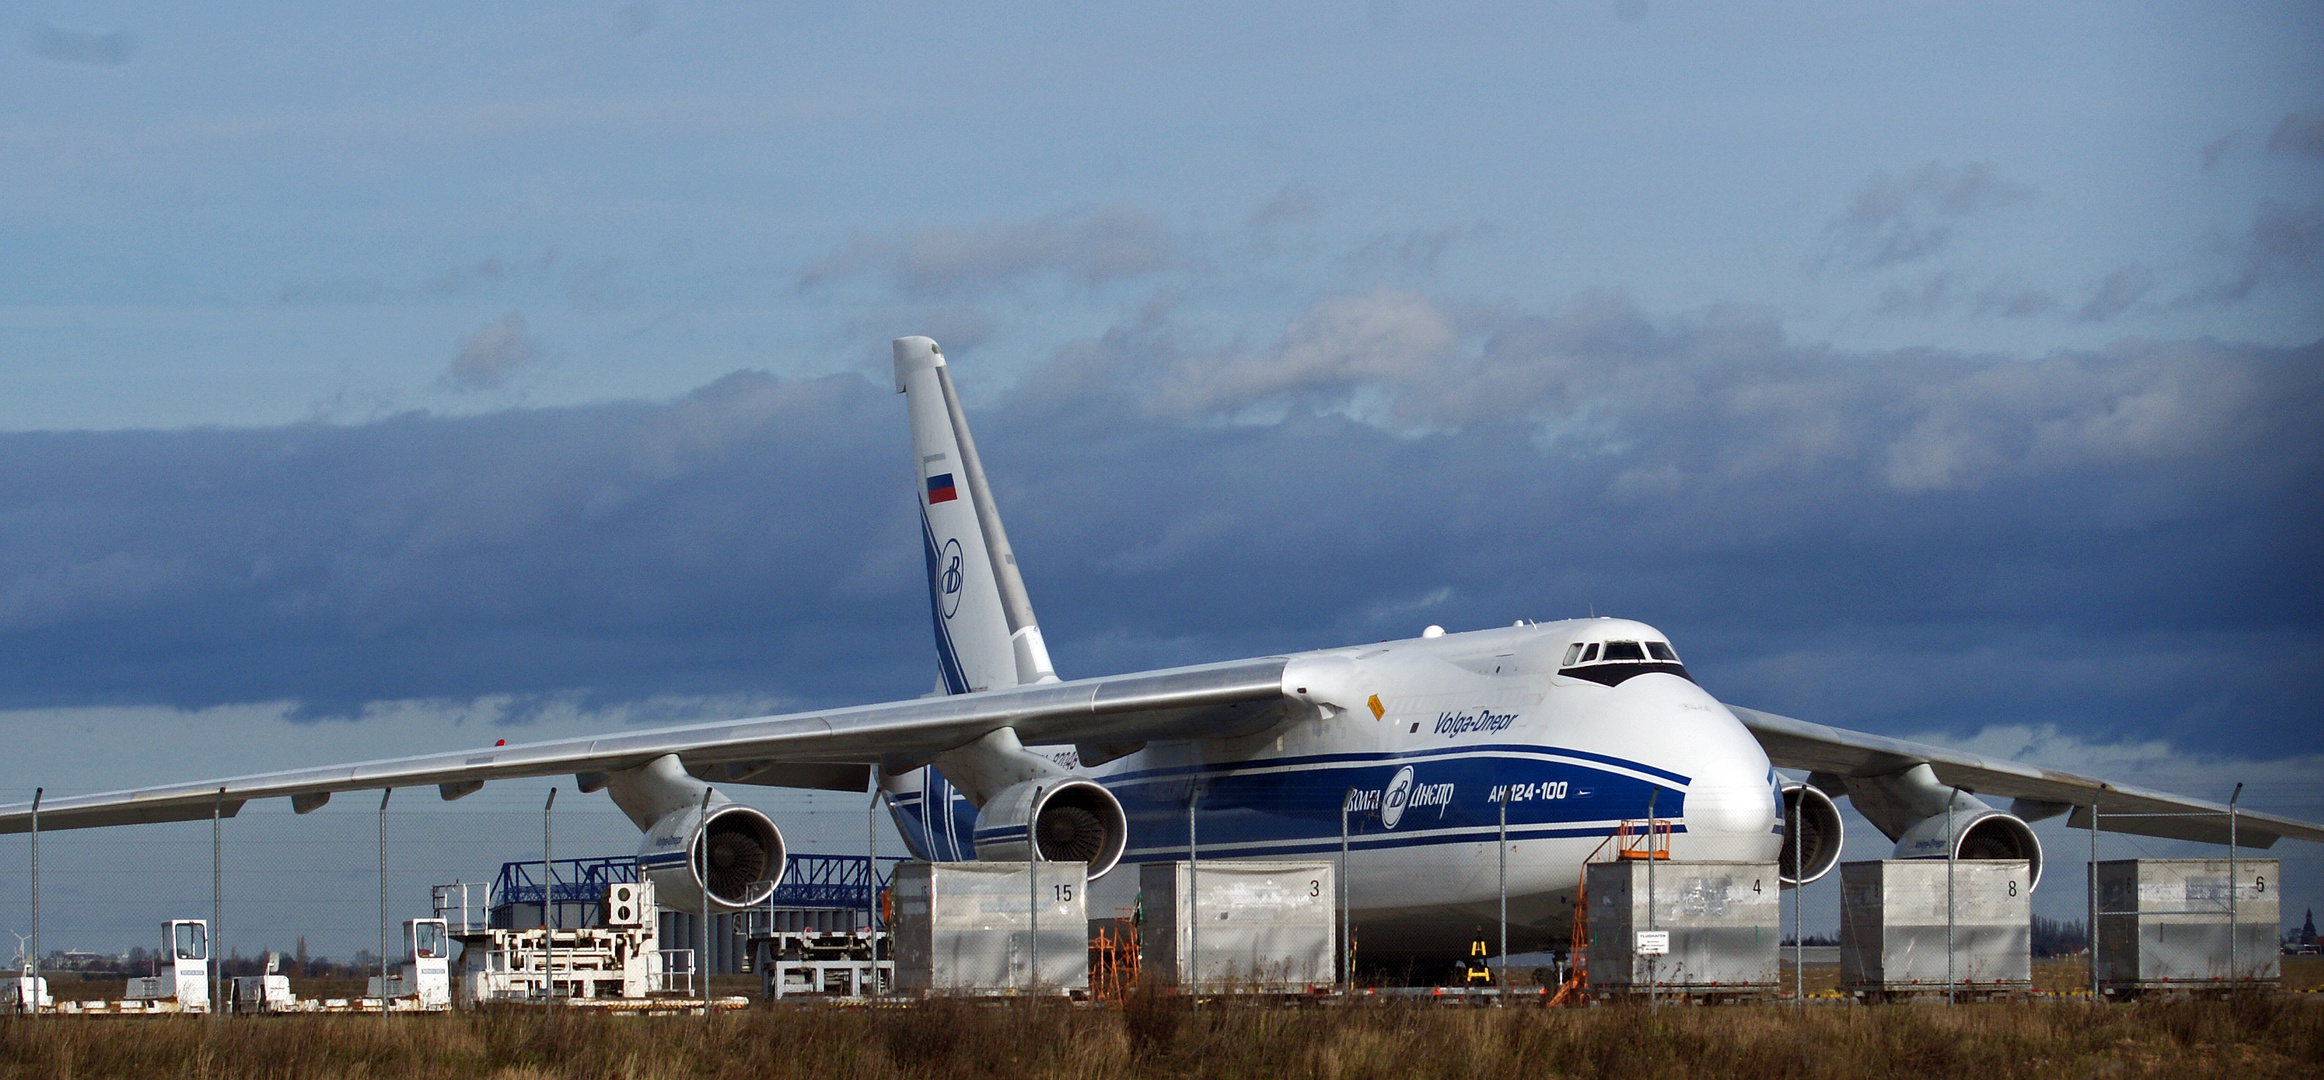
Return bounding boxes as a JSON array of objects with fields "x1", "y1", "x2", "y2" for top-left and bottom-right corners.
[{"x1": 893, "y1": 336, "x2": 1058, "y2": 694}]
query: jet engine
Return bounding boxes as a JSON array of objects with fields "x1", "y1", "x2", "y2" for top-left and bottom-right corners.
[
  {"x1": 1890, "y1": 807, "x2": 2043, "y2": 889},
  {"x1": 1837, "y1": 763, "x2": 2044, "y2": 890},
  {"x1": 970, "y1": 777, "x2": 1128, "y2": 880},
  {"x1": 635, "y1": 801, "x2": 786, "y2": 913},
  {"x1": 598, "y1": 753, "x2": 785, "y2": 913},
  {"x1": 1778, "y1": 782, "x2": 1845, "y2": 886}
]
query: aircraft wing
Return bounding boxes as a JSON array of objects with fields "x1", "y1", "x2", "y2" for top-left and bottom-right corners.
[
  {"x1": 0, "y1": 657, "x2": 1294, "y2": 834},
  {"x1": 1729, "y1": 704, "x2": 2324, "y2": 848}
]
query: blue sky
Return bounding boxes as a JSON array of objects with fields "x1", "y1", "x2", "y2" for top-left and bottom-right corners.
[{"x1": 3, "y1": 2, "x2": 2321, "y2": 954}]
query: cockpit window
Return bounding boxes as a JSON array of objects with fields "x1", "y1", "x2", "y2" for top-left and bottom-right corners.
[
  {"x1": 1558, "y1": 636, "x2": 1694, "y2": 687},
  {"x1": 1601, "y1": 640, "x2": 1646, "y2": 662}
]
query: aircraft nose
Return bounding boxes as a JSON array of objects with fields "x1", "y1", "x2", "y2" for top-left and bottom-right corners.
[
  {"x1": 1643, "y1": 698, "x2": 1780, "y2": 862},
  {"x1": 1679, "y1": 774, "x2": 1781, "y2": 862},
  {"x1": 1588, "y1": 673, "x2": 1783, "y2": 862}
]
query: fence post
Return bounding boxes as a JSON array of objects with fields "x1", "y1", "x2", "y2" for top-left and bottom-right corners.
[
  {"x1": 1187, "y1": 783, "x2": 1200, "y2": 994},
  {"x1": 2228, "y1": 782, "x2": 2242, "y2": 984},
  {"x1": 30, "y1": 787, "x2": 40, "y2": 1016},
  {"x1": 700, "y1": 784, "x2": 714, "y2": 1018},
  {"x1": 378, "y1": 788, "x2": 392, "y2": 1028},
  {"x1": 213, "y1": 788, "x2": 224, "y2": 1021},
  {"x1": 544, "y1": 788, "x2": 557, "y2": 1008},
  {"x1": 1793, "y1": 788, "x2": 1803, "y2": 1012},
  {"x1": 1497, "y1": 786, "x2": 1508, "y2": 1007},
  {"x1": 1028, "y1": 786, "x2": 1040, "y2": 994},
  {"x1": 1946, "y1": 785, "x2": 1959, "y2": 1006},
  {"x1": 1340, "y1": 788, "x2": 1352, "y2": 996}
]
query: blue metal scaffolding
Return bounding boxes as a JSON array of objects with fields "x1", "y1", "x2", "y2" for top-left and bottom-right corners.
[
  {"x1": 766, "y1": 854, "x2": 908, "y2": 915},
  {"x1": 490, "y1": 852, "x2": 908, "y2": 921}
]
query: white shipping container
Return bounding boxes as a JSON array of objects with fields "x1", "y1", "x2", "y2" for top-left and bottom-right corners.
[
  {"x1": 1585, "y1": 860, "x2": 1781, "y2": 991},
  {"x1": 1139, "y1": 861, "x2": 1336, "y2": 992},
  {"x1": 890, "y1": 861, "x2": 1088, "y2": 994},
  {"x1": 2096, "y1": 858, "x2": 2279, "y2": 990},
  {"x1": 1839, "y1": 860, "x2": 2031, "y2": 993}
]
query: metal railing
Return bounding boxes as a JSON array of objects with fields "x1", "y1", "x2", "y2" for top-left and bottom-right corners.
[
  {"x1": 1615, "y1": 817, "x2": 1671, "y2": 860},
  {"x1": 656, "y1": 949, "x2": 696, "y2": 995},
  {"x1": 432, "y1": 882, "x2": 490, "y2": 934}
]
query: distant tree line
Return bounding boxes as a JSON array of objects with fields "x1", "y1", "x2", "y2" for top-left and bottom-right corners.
[{"x1": 16, "y1": 935, "x2": 381, "y2": 979}]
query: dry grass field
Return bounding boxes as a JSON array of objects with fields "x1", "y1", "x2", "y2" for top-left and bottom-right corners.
[{"x1": 4, "y1": 994, "x2": 2319, "y2": 1080}]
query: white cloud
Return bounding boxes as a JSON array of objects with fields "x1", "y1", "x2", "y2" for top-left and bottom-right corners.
[
  {"x1": 797, "y1": 206, "x2": 1173, "y2": 299},
  {"x1": 1099, "y1": 287, "x2": 2320, "y2": 494},
  {"x1": 438, "y1": 313, "x2": 544, "y2": 392},
  {"x1": 1149, "y1": 287, "x2": 1459, "y2": 417}
]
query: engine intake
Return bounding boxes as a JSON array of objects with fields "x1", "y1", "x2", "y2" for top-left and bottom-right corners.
[
  {"x1": 971, "y1": 778, "x2": 1127, "y2": 880},
  {"x1": 1778, "y1": 782, "x2": 1845, "y2": 886},
  {"x1": 1892, "y1": 808, "x2": 2044, "y2": 890},
  {"x1": 636, "y1": 802, "x2": 786, "y2": 913}
]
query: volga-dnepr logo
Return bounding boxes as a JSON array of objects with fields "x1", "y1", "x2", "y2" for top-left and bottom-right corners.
[
  {"x1": 938, "y1": 538, "x2": 965, "y2": 618},
  {"x1": 1433, "y1": 708, "x2": 1516, "y2": 738},
  {"x1": 1348, "y1": 765, "x2": 1456, "y2": 830},
  {"x1": 1380, "y1": 766, "x2": 1414, "y2": 828}
]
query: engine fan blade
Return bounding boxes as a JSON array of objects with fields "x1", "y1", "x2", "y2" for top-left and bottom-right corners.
[
  {"x1": 1037, "y1": 804, "x2": 1107, "y2": 863},
  {"x1": 702, "y1": 824, "x2": 770, "y2": 901}
]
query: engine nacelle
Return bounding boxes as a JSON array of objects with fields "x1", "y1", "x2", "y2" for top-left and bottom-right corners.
[
  {"x1": 970, "y1": 777, "x2": 1127, "y2": 880},
  {"x1": 1778, "y1": 782, "x2": 1845, "y2": 886},
  {"x1": 1892, "y1": 808, "x2": 2043, "y2": 890},
  {"x1": 636, "y1": 803, "x2": 786, "y2": 913}
]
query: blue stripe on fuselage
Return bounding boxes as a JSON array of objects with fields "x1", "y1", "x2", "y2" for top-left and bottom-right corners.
[
  {"x1": 1103, "y1": 750, "x2": 1684, "y2": 859},
  {"x1": 1098, "y1": 742, "x2": 1690, "y2": 788},
  {"x1": 894, "y1": 747, "x2": 1689, "y2": 867}
]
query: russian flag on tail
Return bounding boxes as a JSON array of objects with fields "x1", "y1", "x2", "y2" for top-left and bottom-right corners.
[{"x1": 926, "y1": 472, "x2": 958, "y2": 504}]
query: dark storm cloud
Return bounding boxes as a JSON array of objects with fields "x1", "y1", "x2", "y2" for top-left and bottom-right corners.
[
  {"x1": 614, "y1": 2, "x2": 656, "y2": 38},
  {"x1": 1341, "y1": 225, "x2": 1485, "y2": 273},
  {"x1": 0, "y1": 372, "x2": 928, "y2": 715},
  {"x1": 24, "y1": 23, "x2": 137, "y2": 66},
  {"x1": 2077, "y1": 264, "x2": 2154, "y2": 322},
  {"x1": 1873, "y1": 275, "x2": 1951, "y2": 316},
  {"x1": 1972, "y1": 281, "x2": 2057, "y2": 318},
  {"x1": 984, "y1": 291, "x2": 2321, "y2": 750},
  {"x1": 835, "y1": 305, "x2": 998, "y2": 360},
  {"x1": 1817, "y1": 163, "x2": 2035, "y2": 271},
  {"x1": 2267, "y1": 112, "x2": 2324, "y2": 159},
  {"x1": 2180, "y1": 200, "x2": 2324, "y2": 305},
  {"x1": 1244, "y1": 186, "x2": 1319, "y2": 235},
  {"x1": 2201, "y1": 132, "x2": 2242, "y2": 172},
  {"x1": 2, "y1": 295, "x2": 2317, "y2": 757},
  {"x1": 796, "y1": 206, "x2": 1173, "y2": 299}
]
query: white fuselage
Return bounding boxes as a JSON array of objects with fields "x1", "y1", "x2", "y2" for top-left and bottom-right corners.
[{"x1": 887, "y1": 617, "x2": 1784, "y2": 956}]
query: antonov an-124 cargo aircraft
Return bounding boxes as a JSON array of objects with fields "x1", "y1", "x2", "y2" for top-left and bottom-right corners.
[{"x1": 5, "y1": 336, "x2": 2319, "y2": 956}]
